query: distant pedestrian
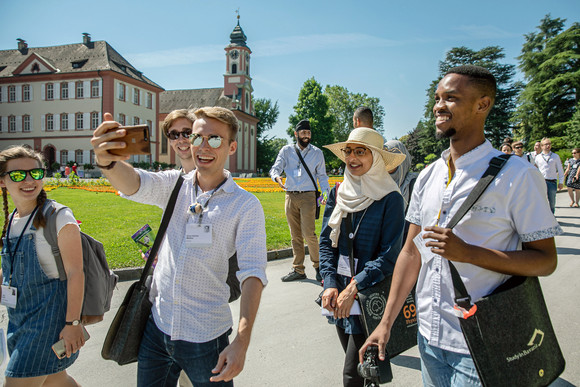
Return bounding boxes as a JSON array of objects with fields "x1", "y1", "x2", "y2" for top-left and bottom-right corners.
[
  {"x1": 64, "y1": 165, "x2": 70, "y2": 177},
  {"x1": 72, "y1": 163, "x2": 78, "y2": 175},
  {"x1": 270, "y1": 119, "x2": 330, "y2": 283},
  {"x1": 500, "y1": 142, "x2": 512, "y2": 155},
  {"x1": 352, "y1": 107, "x2": 373, "y2": 129},
  {"x1": 564, "y1": 148, "x2": 580, "y2": 207},
  {"x1": 512, "y1": 140, "x2": 535, "y2": 165},
  {"x1": 535, "y1": 137, "x2": 565, "y2": 213}
]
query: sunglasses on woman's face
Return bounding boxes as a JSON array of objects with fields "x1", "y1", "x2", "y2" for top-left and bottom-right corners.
[
  {"x1": 189, "y1": 134, "x2": 224, "y2": 148},
  {"x1": 2, "y1": 168, "x2": 45, "y2": 182},
  {"x1": 167, "y1": 129, "x2": 192, "y2": 140}
]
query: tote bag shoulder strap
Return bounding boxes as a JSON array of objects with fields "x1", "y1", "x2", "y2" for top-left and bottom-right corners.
[{"x1": 445, "y1": 154, "x2": 511, "y2": 308}]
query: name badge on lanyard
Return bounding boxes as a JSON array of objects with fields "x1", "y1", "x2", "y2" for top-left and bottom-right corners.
[
  {"x1": 0, "y1": 285, "x2": 17, "y2": 308},
  {"x1": 186, "y1": 223, "x2": 213, "y2": 248}
]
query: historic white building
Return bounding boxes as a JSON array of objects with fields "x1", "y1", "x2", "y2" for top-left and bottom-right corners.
[
  {"x1": 0, "y1": 34, "x2": 163, "y2": 173},
  {"x1": 0, "y1": 17, "x2": 259, "y2": 174}
]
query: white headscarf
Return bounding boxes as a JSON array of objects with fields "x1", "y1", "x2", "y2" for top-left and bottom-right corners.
[{"x1": 328, "y1": 148, "x2": 400, "y2": 247}]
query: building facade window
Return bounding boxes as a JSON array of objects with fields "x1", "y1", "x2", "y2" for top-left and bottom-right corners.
[
  {"x1": 118, "y1": 83, "x2": 125, "y2": 101},
  {"x1": 9, "y1": 85, "x2": 16, "y2": 102},
  {"x1": 60, "y1": 150, "x2": 68, "y2": 166},
  {"x1": 61, "y1": 113, "x2": 68, "y2": 131},
  {"x1": 0, "y1": 117, "x2": 3, "y2": 132},
  {"x1": 23, "y1": 115, "x2": 30, "y2": 132},
  {"x1": 161, "y1": 133, "x2": 168, "y2": 154},
  {"x1": 9, "y1": 116, "x2": 16, "y2": 132},
  {"x1": 75, "y1": 150, "x2": 83, "y2": 165},
  {"x1": 91, "y1": 80, "x2": 99, "y2": 98},
  {"x1": 133, "y1": 88, "x2": 140, "y2": 105},
  {"x1": 90, "y1": 150, "x2": 95, "y2": 165},
  {"x1": 91, "y1": 112, "x2": 99, "y2": 129},
  {"x1": 22, "y1": 85, "x2": 31, "y2": 102},
  {"x1": 61, "y1": 82, "x2": 69, "y2": 99},
  {"x1": 118, "y1": 114, "x2": 126, "y2": 125},
  {"x1": 46, "y1": 83, "x2": 54, "y2": 100},
  {"x1": 133, "y1": 116, "x2": 140, "y2": 125},
  {"x1": 76, "y1": 113, "x2": 84, "y2": 130},
  {"x1": 146, "y1": 93, "x2": 152, "y2": 109},
  {"x1": 46, "y1": 114, "x2": 54, "y2": 131},
  {"x1": 76, "y1": 81, "x2": 84, "y2": 99}
]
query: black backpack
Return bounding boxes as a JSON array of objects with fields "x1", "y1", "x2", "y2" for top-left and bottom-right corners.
[{"x1": 43, "y1": 200, "x2": 118, "y2": 325}]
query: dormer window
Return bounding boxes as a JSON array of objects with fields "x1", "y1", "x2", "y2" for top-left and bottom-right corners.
[{"x1": 71, "y1": 59, "x2": 88, "y2": 69}]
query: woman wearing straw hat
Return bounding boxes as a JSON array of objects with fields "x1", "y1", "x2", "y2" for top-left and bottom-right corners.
[{"x1": 319, "y1": 127, "x2": 407, "y2": 386}]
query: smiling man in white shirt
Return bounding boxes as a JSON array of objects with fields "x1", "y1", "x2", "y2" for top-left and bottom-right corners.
[
  {"x1": 91, "y1": 106, "x2": 267, "y2": 387},
  {"x1": 360, "y1": 65, "x2": 561, "y2": 386}
]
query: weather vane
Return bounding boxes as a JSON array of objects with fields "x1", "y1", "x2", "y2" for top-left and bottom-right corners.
[{"x1": 235, "y1": 8, "x2": 240, "y2": 20}]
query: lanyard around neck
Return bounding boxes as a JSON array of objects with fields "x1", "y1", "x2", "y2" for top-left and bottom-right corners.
[
  {"x1": 190, "y1": 174, "x2": 228, "y2": 223},
  {"x1": 5, "y1": 205, "x2": 38, "y2": 285}
]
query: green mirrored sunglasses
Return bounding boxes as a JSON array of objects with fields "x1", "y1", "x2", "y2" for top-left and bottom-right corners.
[{"x1": 3, "y1": 168, "x2": 45, "y2": 182}]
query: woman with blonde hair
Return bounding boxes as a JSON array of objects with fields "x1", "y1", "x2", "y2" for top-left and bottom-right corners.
[{"x1": 0, "y1": 146, "x2": 85, "y2": 386}]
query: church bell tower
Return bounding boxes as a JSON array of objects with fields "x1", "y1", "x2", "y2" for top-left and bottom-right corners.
[{"x1": 224, "y1": 13, "x2": 253, "y2": 115}]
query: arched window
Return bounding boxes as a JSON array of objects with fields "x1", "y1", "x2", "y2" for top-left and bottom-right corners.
[{"x1": 231, "y1": 64, "x2": 237, "y2": 74}]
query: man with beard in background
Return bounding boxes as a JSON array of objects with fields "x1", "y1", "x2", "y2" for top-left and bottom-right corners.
[{"x1": 270, "y1": 119, "x2": 330, "y2": 283}]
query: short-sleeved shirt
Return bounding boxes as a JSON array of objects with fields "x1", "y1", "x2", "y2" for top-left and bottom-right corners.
[
  {"x1": 8, "y1": 207, "x2": 78, "y2": 279},
  {"x1": 406, "y1": 140, "x2": 562, "y2": 354},
  {"x1": 122, "y1": 169, "x2": 268, "y2": 342}
]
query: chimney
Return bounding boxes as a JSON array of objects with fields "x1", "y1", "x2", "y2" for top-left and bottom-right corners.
[
  {"x1": 17, "y1": 38, "x2": 28, "y2": 54},
  {"x1": 82, "y1": 33, "x2": 93, "y2": 48}
]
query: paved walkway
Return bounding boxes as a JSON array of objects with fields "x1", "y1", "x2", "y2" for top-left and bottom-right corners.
[{"x1": 1, "y1": 191, "x2": 579, "y2": 386}]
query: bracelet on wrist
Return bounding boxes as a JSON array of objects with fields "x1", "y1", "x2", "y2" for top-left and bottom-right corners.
[{"x1": 96, "y1": 161, "x2": 117, "y2": 170}]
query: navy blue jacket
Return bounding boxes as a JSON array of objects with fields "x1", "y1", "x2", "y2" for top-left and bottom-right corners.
[{"x1": 319, "y1": 186, "x2": 405, "y2": 334}]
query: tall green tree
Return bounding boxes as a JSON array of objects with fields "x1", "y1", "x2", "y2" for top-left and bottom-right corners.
[
  {"x1": 254, "y1": 97, "x2": 281, "y2": 173},
  {"x1": 515, "y1": 15, "x2": 580, "y2": 145},
  {"x1": 323, "y1": 85, "x2": 385, "y2": 142},
  {"x1": 404, "y1": 46, "x2": 520, "y2": 167},
  {"x1": 288, "y1": 77, "x2": 335, "y2": 148}
]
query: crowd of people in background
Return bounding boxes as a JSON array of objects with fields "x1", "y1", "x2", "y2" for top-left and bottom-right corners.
[{"x1": 498, "y1": 136, "x2": 575, "y2": 213}]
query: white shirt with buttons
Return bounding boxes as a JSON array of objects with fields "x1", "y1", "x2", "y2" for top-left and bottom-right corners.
[
  {"x1": 123, "y1": 169, "x2": 268, "y2": 342},
  {"x1": 406, "y1": 140, "x2": 562, "y2": 354}
]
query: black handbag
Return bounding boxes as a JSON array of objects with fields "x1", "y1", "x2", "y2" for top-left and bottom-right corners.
[
  {"x1": 101, "y1": 175, "x2": 184, "y2": 365},
  {"x1": 345, "y1": 213, "x2": 418, "y2": 359},
  {"x1": 294, "y1": 146, "x2": 322, "y2": 219},
  {"x1": 446, "y1": 154, "x2": 565, "y2": 386}
]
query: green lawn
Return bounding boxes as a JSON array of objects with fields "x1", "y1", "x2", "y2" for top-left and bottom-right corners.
[{"x1": 1, "y1": 188, "x2": 324, "y2": 269}]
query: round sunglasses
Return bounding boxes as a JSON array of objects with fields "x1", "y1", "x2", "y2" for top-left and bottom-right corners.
[
  {"x1": 2, "y1": 168, "x2": 45, "y2": 182},
  {"x1": 189, "y1": 134, "x2": 224, "y2": 148},
  {"x1": 341, "y1": 147, "x2": 369, "y2": 157},
  {"x1": 167, "y1": 129, "x2": 192, "y2": 140}
]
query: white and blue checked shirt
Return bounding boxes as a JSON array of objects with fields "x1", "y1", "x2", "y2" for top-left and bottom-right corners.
[{"x1": 122, "y1": 169, "x2": 268, "y2": 342}]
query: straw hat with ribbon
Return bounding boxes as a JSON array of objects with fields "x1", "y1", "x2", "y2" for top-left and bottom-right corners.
[{"x1": 323, "y1": 127, "x2": 406, "y2": 171}]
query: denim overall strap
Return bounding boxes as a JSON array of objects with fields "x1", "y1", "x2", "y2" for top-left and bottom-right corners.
[{"x1": 1, "y1": 228, "x2": 78, "y2": 378}]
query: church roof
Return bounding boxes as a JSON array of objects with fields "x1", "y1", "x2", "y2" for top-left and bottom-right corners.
[
  {"x1": 160, "y1": 88, "x2": 232, "y2": 113},
  {"x1": 227, "y1": 20, "x2": 249, "y2": 49},
  {"x1": 0, "y1": 39, "x2": 163, "y2": 90}
]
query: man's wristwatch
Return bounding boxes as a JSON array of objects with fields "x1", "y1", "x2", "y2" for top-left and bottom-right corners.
[{"x1": 65, "y1": 319, "x2": 81, "y2": 326}]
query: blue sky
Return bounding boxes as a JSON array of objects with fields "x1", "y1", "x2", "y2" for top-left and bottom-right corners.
[{"x1": 1, "y1": 0, "x2": 578, "y2": 142}]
